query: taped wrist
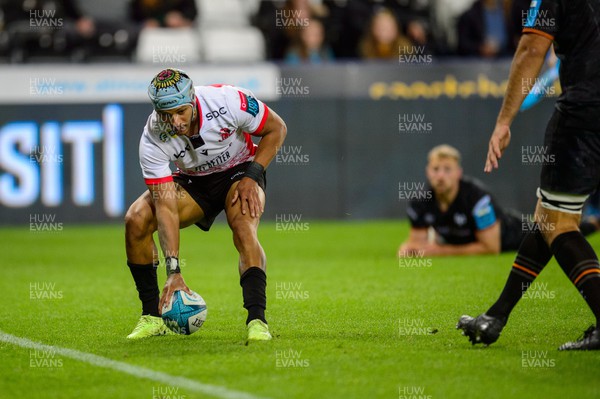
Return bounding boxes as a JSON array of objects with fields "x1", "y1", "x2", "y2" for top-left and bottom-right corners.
[{"x1": 165, "y1": 257, "x2": 181, "y2": 276}]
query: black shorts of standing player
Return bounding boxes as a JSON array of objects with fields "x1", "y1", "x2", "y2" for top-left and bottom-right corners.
[
  {"x1": 539, "y1": 109, "x2": 600, "y2": 209},
  {"x1": 173, "y1": 161, "x2": 267, "y2": 231}
]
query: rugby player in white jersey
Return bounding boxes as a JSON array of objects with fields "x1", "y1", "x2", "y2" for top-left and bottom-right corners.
[{"x1": 124, "y1": 68, "x2": 286, "y2": 341}]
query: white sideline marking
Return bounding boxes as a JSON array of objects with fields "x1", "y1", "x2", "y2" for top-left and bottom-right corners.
[{"x1": 0, "y1": 330, "x2": 267, "y2": 399}]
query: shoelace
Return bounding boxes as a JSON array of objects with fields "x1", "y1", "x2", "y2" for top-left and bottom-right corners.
[{"x1": 131, "y1": 316, "x2": 154, "y2": 333}]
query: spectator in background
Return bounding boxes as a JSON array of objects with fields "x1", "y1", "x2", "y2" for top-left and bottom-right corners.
[
  {"x1": 3, "y1": 0, "x2": 95, "y2": 37},
  {"x1": 2, "y1": 0, "x2": 97, "y2": 61},
  {"x1": 430, "y1": 0, "x2": 476, "y2": 55},
  {"x1": 457, "y1": 0, "x2": 515, "y2": 58},
  {"x1": 359, "y1": 7, "x2": 412, "y2": 60},
  {"x1": 322, "y1": 0, "x2": 370, "y2": 59},
  {"x1": 255, "y1": 0, "x2": 329, "y2": 60},
  {"x1": 284, "y1": 18, "x2": 334, "y2": 64},
  {"x1": 392, "y1": 0, "x2": 438, "y2": 55},
  {"x1": 325, "y1": 0, "x2": 436, "y2": 59},
  {"x1": 130, "y1": 0, "x2": 197, "y2": 28}
]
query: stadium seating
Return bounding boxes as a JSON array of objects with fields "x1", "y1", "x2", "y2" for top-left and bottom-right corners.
[
  {"x1": 200, "y1": 26, "x2": 265, "y2": 63},
  {"x1": 196, "y1": 0, "x2": 251, "y2": 26},
  {"x1": 135, "y1": 28, "x2": 201, "y2": 64}
]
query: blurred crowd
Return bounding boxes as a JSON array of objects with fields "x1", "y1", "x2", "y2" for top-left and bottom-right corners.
[{"x1": 0, "y1": 0, "x2": 533, "y2": 63}]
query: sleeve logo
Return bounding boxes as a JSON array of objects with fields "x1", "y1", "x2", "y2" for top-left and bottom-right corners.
[
  {"x1": 473, "y1": 195, "x2": 497, "y2": 230},
  {"x1": 238, "y1": 91, "x2": 259, "y2": 117}
]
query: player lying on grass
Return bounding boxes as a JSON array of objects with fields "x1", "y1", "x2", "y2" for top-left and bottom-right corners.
[
  {"x1": 457, "y1": 0, "x2": 600, "y2": 350},
  {"x1": 398, "y1": 144, "x2": 528, "y2": 257},
  {"x1": 124, "y1": 68, "x2": 286, "y2": 341},
  {"x1": 399, "y1": 144, "x2": 599, "y2": 257}
]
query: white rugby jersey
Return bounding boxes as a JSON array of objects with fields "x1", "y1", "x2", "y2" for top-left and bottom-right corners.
[{"x1": 139, "y1": 84, "x2": 269, "y2": 185}]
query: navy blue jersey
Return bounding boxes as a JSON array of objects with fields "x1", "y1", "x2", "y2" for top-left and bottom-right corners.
[{"x1": 407, "y1": 177, "x2": 507, "y2": 246}]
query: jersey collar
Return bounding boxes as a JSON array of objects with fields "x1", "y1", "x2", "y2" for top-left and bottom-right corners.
[{"x1": 194, "y1": 96, "x2": 203, "y2": 135}]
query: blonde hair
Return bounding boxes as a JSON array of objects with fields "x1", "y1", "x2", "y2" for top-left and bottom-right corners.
[{"x1": 428, "y1": 144, "x2": 461, "y2": 165}]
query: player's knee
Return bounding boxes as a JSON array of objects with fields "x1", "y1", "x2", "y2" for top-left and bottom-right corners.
[
  {"x1": 125, "y1": 201, "x2": 155, "y2": 238},
  {"x1": 230, "y1": 218, "x2": 257, "y2": 247},
  {"x1": 535, "y1": 207, "x2": 579, "y2": 244}
]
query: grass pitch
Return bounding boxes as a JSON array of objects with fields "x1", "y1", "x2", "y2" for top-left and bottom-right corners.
[{"x1": 1, "y1": 221, "x2": 599, "y2": 399}]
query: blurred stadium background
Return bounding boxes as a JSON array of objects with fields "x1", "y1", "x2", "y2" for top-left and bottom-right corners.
[
  {"x1": 0, "y1": 0, "x2": 556, "y2": 225},
  {"x1": 5, "y1": 3, "x2": 600, "y2": 399}
]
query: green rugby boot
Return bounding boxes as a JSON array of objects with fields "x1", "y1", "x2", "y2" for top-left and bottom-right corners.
[
  {"x1": 126, "y1": 315, "x2": 175, "y2": 339},
  {"x1": 247, "y1": 319, "x2": 272, "y2": 342}
]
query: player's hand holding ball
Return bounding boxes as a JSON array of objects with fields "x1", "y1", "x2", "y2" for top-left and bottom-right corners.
[{"x1": 159, "y1": 272, "x2": 192, "y2": 314}]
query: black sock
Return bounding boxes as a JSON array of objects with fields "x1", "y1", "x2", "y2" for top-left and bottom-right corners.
[
  {"x1": 127, "y1": 261, "x2": 160, "y2": 317},
  {"x1": 580, "y1": 220, "x2": 598, "y2": 237},
  {"x1": 551, "y1": 231, "x2": 600, "y2": 325},
  {"x1": 240, "y1": 267, "x2": 267, "y2": 325},
  {"x1": 486, "y1": 229, "x2": 552, "y2": 322}
]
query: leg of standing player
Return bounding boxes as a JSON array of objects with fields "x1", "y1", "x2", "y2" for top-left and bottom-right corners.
[
  {"x1": 478, "y1": 211, "x2": 551, "y2": 326},
  {"x1": 525, "y1": 115, "x2": 600, "y2": 349},
  {"x1": 124, "y1": 184, "x2": 204, "y2": 339},
  {"x1": 485, "y1": 222, "x2": 553, "y2": 324},
  {"x1": 457, "y1": 218, "x2": 554, "y2": 345},
  {"x1": 459, "y1": 113, "x2": 600, "y2": 349},
  {"x1": 224, "y1": 180, "x2": 271, "y2": 341},
  {"x1": 534, "y1": 192, "x2": 600, "y2": 350}
]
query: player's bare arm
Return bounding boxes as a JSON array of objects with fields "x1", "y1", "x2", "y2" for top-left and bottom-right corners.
[
  {"x1": 419, "y1": 222, "x2": 501, "y2": 256},
  {"x1": 146, "y1": 181, "x2": 194, "y2": 312},
  {"x1": 485, "y1": 33, "x2": 553, "y2": 173},
  {"x1": 231, "y1": 108, "x2": 287, "y2": 218},
  {"x1": 398, "y1": 228, "x2": 428, "y2": 257},
  {"x1": 148, "y1": 181, "x2": 180, "y2": 262}
]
